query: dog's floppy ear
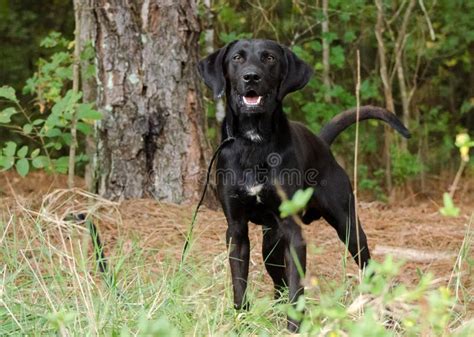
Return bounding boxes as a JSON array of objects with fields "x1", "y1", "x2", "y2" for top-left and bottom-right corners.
[
  {"x1": 278, "y1": 47, "x2": 313, "y2": 100},
  {"x1": 198, "y1": 41, "x2": 236, "y2": 99}
]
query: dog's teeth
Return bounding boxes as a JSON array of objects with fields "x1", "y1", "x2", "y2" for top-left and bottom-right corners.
[{"x1": 243, "y1": 96, "x2": 262, "y2": 105}]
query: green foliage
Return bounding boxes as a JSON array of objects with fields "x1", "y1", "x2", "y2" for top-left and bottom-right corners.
[
  {"x1": 439, "y1": 132, "x2": 472, "y2": 217},
  {"x1": 0, "y1": 86, "x2": 19, "y2": 103},
  {"x1": 0, "y1": 0, "x2": 74, "y2": 89},
  {"x1": 358, "y1": 164, "x2": 387, "y2": 201},
  {"x1": 391, "y1": 148, "x2": 424, "y2": 186},
  {"x1": 200, "y1": 0, "x2": 474, "y2": 200},
  {"x1": 46, "y1": 310, "x2": 76, "y2": 331},
  {"x1": 280, "y1": 256, "x2": 465, "y2": 336},
  {"x1": 279, "y1": 187, "x2": 314, "y2": 218},
  {"x1": 134, "y1": 317, "x2": 181, "y2": 337},
  {"x1": 0, "y1": 33, "x2": 98, "y2": 177}
]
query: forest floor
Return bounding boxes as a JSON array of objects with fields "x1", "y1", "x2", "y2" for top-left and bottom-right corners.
[
  {"x1": 1, "y1": 171, "x2": 472, "y2": 296},
  {"x1": 1, "y1": 171, "x2": 473, "y2": 334}
]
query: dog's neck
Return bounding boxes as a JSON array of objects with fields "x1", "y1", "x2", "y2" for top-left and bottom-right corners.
[{"x1": 224, "y1": 102, "x2": 289, "y2": 144}]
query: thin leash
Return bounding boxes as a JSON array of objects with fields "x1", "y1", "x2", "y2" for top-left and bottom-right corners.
[
  {"x1": 180, "y1": 129, "x2": 235, "y2": 264},
  {"x1": 74, "y1": 213, "x2": 124, "y2": 299}
]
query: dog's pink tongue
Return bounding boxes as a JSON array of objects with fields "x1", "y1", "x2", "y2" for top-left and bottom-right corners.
[{"x1": 245, "y1": 96, "x2": 259, "y2": 104}]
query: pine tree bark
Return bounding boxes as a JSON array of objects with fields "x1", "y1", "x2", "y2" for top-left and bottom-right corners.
[{"x1": 89, "y1": 0, "x2": 209, "y2": 203}]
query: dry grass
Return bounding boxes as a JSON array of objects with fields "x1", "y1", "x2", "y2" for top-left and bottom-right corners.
[{"x1": 0, "y1": 171, "x2": 473, "y2": 335}]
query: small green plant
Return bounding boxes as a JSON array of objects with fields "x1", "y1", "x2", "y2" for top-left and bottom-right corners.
[
  {"x1": 0, "y1": 33, "x2": 99, "y2": 177},
  {"x1": 391, "y1": 148, "x2": 424, "y2": 186},
  {"x1": 0, "y1": 85, "x2": 100, "y2": 176},
  {"x1": 359, "y1": 164, "x2": 387, "y2": 201},
  {"x1": 46, "y1": 310, "x2": 75, "y2": 332},
  {"x1": 279, "y1": 187, "x2": 314, "y2": 218},
  {"x1": 455, "y1": 133, "x2": 473, "y2": 163},
  {"x1": 281, "y1": 256, "x2": 467, "y2": 336},
  {"x1": 440, "y1": 193, "x2": 461, "y2": 217},
  {"x1": 440, "y1": 132, "x2": 473, "y2": 217}
]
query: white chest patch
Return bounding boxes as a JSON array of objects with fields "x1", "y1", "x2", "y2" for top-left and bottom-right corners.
[
  {"x1": 246, "y1": 184, "x2": 264, "y2": 203},
  {"x1": 245, "y1": 130, "x2": 263, "y2": 142}
]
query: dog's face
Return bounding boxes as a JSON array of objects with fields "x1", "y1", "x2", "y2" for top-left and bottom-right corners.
[{"x1": 198, "y1": 39, "x2": 312, "y2": 115}]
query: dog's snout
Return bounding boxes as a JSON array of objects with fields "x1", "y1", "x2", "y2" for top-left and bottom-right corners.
[{"x1": 242, "y1": 72, "x2": 261, "y2": 83}]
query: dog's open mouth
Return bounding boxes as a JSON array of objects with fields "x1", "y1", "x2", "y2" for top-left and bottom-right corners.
[{"x1": 242, "y1": 90, "x2": 263, "y2": 106}]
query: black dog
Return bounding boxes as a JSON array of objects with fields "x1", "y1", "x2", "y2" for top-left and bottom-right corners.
[{"x1": 198, "y1": 39, "x2": 410, "y2": 332}]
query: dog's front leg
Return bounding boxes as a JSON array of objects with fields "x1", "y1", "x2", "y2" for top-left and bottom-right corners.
[
  {"x1": 226, "y1": 220, "x2": 250, "y2": 310},
  {"x1": 280, "y1": 218, "x2": 306, "y2": 332}
]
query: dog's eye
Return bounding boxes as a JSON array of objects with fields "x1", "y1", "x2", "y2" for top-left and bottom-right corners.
[
  {"x1": 232, "y1": 54, "x2": 243, "y2": 62},
  {"x1": 264, "y1": 55, "x2": 276, "y2": 63}
]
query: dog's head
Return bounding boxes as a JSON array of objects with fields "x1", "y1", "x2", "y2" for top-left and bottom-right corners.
[{"x1": 198, "y1": 39, "x2": 312, "y2": 114}]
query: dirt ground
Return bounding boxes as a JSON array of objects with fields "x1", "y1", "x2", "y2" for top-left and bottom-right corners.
[{"x1": 1, "y1": 171, "x2": 473, "y2": 312}]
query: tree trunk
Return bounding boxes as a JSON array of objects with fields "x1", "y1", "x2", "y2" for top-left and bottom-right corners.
[
  {"x1": 78, "y1": 0, "x2": 99, "y2": 191},
  {"x1": 393, "y1": 0, "x2": 416, "y2": 151},
  {"x1": 69, "y1": 0, "x2": 82, "y2": 188},
  {"x1": 322, "y1": 0, "x2": 331, "y2": 103},
  {"x1": 89, "y1": 0, "x2": 209, "y2": 203},
  {"x1": 375, "y1": 0, "x2": 394, "y2": 193}
]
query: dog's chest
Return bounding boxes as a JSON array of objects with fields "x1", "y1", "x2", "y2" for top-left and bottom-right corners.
[
  {"x1": 233, "y1": 166, "x2": 280, "y2": 208},
  {"x1": 218, "y1": 141, "x2": 285, "y2": 210}
]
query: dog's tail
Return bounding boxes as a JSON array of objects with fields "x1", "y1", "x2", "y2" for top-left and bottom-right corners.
[{"x1": 319, "y1": 105, "x2": 411, "y2": 145}]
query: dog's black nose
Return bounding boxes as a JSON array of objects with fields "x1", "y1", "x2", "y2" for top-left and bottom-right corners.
[{"x1": 242, "y1": 72, "x2": 261, "y2": 83}]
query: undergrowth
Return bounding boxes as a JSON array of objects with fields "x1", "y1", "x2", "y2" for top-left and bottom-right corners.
[{"x1": 0, "y1": 191, "x2": 473, "y2": 336}]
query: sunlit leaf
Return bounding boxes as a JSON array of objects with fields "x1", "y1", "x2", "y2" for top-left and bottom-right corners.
[
  {"x1": 15, "y1": 158, "x2": 29, "y2": 177},
  {"x1": 77, "y1": 103, "x2": 102, "y2": 120},
  {"x1": 17, "y1": 145, "x2": 28, "y2": 158},
  {"x1": 0, "y1": 86, "x2": 18, "y2": 103},
  {"x1": 3, "y1": 142, "x2": 17, "y2": 157},
  {"x1": 0, "y1": 107, "x2": 18, "y2": 123},
  {"x1": 279, "y1": 187, "x2": 314, "y2": 218}
]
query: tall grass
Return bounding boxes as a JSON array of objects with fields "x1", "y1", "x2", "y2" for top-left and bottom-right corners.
[{"x1": 0, "y1": 194, "x2": 473, "y2": 336}]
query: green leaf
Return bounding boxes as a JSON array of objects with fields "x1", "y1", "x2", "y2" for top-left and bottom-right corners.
[
  {"x1": 343, "y1": 31, "x2": 356, "y2": 43},
  {"x1": 292, "y1": 188, "x2": 314, "y2": 209},
  {"x1": 77, "y1": 103, "x2": 102, "y2": 120},
  {"x1": 53, "y1": 156, "x2": 69, "y2": 173},
  {"x1": 439, "y1": 193, "x2": 460, "y2": 217},
  {"x1": 51, "y1": 89, "x2": 82, "y2": 118},
  {"x1": 17, "y1": 145, "x2": 28, "y2": 158},
  {"x1": 279, "y1": 187, "x2": 314, "y2": 218},
  {"x1": 0, "y1": 86, "x2": 18, "y2": 103},
  {"x1": 330, "y1": 45, "x2": 346, "y2": 68},
  {"x1": 0, "y1": 107, "x2": 18, "y2": 123},
  {"x1": 31, "y1": 148, "x2": 41, "y2": 158},
  {"x1": 32, "y1": 119, "x2": 45, "y2": 126},
  {"x1": 322, "y1": 32, "x2": 337, "y2": 44},
  {"x1": 3, "y1": 142, "x2": 17, "y2": 157},
  {"x1": 295, "y1": 295, "x2": 305, "y2": 311},
  {"x1": 32, "y1": 156, "x2": 49, "y2": 169},
  {"x1": 15, "y1": 158, "x2": 29, "y2": 177},
  {"x1": 76, "y1": 122, "x2": 93, "y2": 135},
  {"x1": 45, "y1": 128, "x2": 62, "y2": 138},
  {"x1": 0, "y1": 156, "x2": 14, "y2": 170},
  {"x1": 23, "y1": 123, "x2": 33, "y2": 134}
]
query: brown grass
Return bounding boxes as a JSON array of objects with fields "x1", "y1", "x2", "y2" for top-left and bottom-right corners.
[{"x1": 1, "y1": 171, "x2": 473, "y2": 316}]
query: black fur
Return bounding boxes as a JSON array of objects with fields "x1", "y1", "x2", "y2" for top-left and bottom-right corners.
[{"x1": 198, "y1": 39, "x2": 410, "y2": 332}]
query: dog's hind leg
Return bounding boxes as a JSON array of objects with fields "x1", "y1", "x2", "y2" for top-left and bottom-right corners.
[
  {"x1": 226, "y1": 220, "x2": 250, "y2": 310},
  {"x1": 321, "y1": 192, "x2": 371, "y2": 269},
  {"x1": 279, "y1": 218, "x2": 306, "y2": 332},
  {"x1": 262, "y1": 226, "x2": 287, "y2": 299}
]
